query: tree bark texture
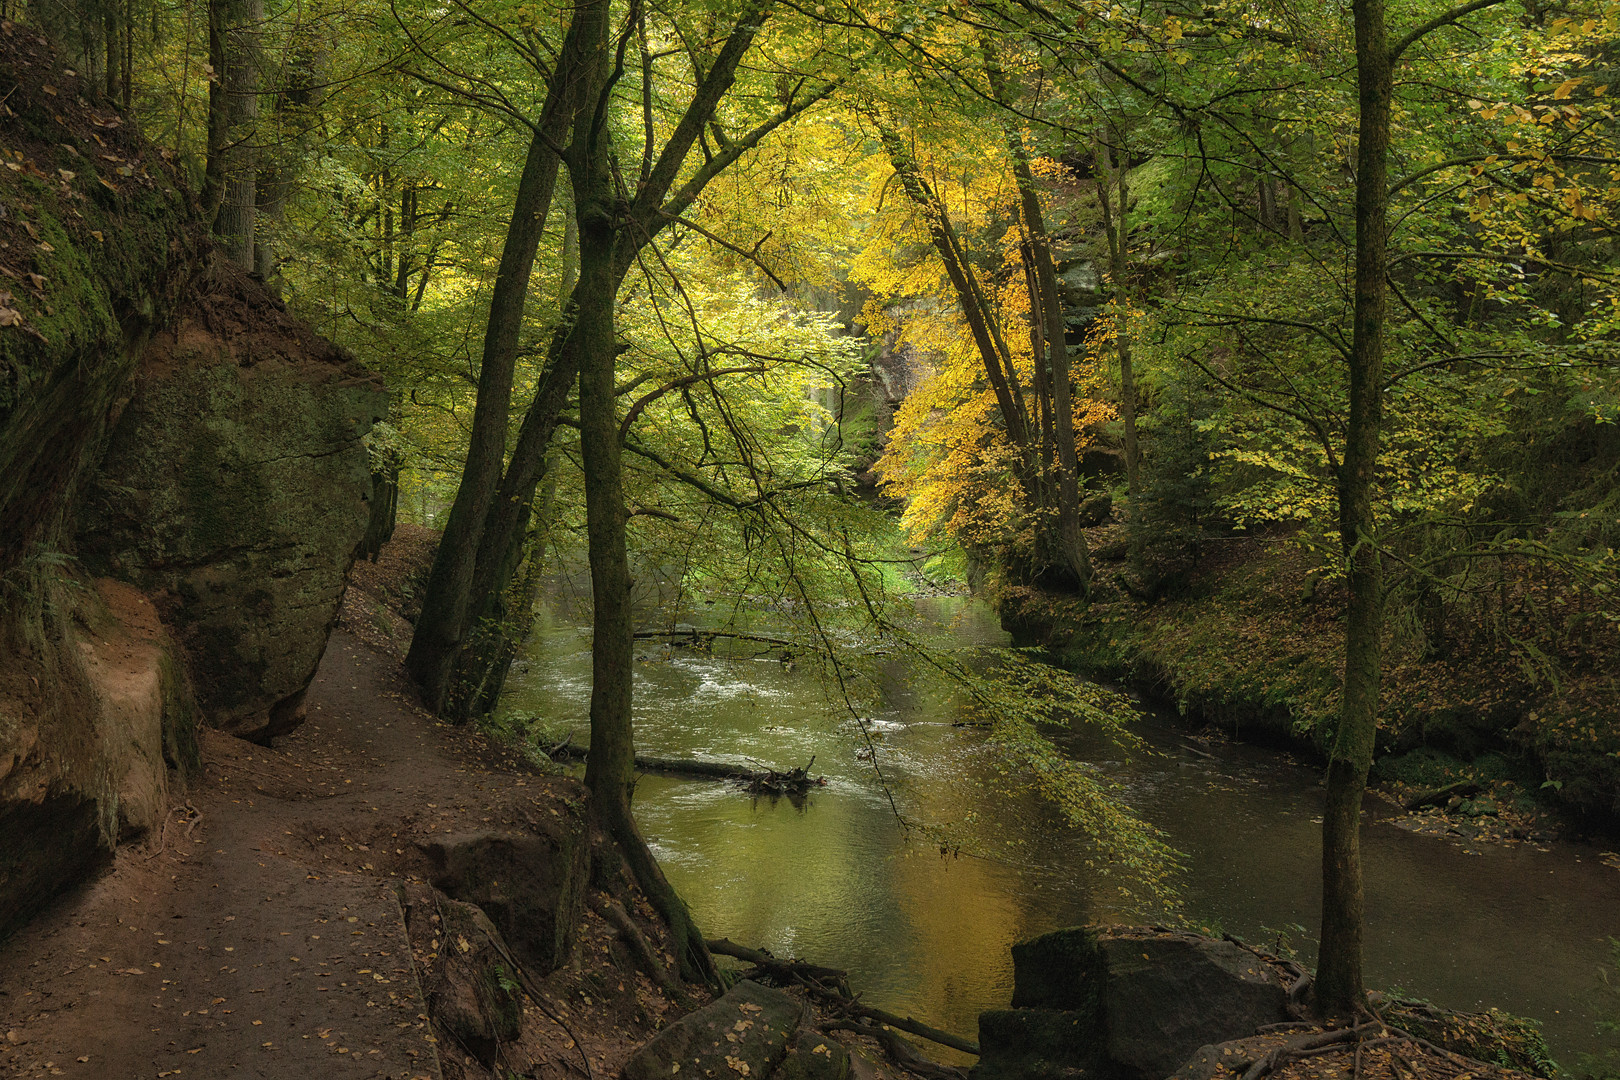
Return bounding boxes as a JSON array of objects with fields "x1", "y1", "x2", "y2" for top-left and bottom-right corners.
[
  {"x1": 405, "y1": 10, "x2": 595, "y2": 712},
  {"x1": 205, "y1": 0, "x2": 262, "y2": 269},
  {"x1": 1317, "y1": 0, "x2": 1390, "y2": 1018}
]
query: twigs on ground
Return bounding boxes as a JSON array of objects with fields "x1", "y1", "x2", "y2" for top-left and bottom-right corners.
[{"x1": 705, "y1": 937, "x2": 980, "y2": 1072}]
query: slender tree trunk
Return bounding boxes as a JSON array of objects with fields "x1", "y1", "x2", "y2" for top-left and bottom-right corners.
[
  {"x1": 1095, "y1": 139, "x2": 1140, "y2": 499},
  {"x1": 405, "y1": 16, "x2": 589, "y2": 710},
  {"x1": 205, "y1": 0, "x2": 261, "y2": 269},
  {"x1": 995, "y1": 77, "x2": 1091, "y2": 593},
  {"x1": 881, "y1": 131, "x2": 1032, "y2": 456},
  {"x1": 1316, "y1": 0, "x2": 1390, "y2": 1018}
]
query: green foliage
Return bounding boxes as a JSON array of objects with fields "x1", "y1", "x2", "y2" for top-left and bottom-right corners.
[
  {"x1": 1385, "y1": 997, "x2": 1559, "y2": 1079},
  {"x1": 1577, "y1": 939, "x2": 1620, "y2": 1080}
]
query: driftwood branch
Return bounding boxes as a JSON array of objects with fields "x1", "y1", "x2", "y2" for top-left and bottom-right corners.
[
  {"x1": 543, "y1": 743, "x2": 826, "y2": 793},
  {"x1": 632, "y1": 628, "x2": 824, "y2": 653}
]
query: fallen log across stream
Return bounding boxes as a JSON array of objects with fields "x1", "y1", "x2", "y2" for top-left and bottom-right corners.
[
  {"x1": 706, "y1": 937, "x2": 980, "y2": 1067},
  {"x1": 541, "y1": 741, "x2": 827, "y2": 795}
]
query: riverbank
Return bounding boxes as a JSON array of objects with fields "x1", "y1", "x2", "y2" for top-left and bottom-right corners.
[{"x1": 995, "y1": 528, "x2": 1620, "y2": 838}]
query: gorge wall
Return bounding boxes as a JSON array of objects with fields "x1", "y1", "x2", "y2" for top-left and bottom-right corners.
[{"x1": 0, "y1": 30, "x2": 386, "y2": 936}]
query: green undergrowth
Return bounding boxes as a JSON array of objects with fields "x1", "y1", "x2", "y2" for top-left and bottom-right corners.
[{"x1": 998, "y1": 536, "x2": 1620, "y2": 827}]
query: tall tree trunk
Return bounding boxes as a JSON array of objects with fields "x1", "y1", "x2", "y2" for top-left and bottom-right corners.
[
  {"x1": 1316, "y1": 0, "x2": 1390, "y2": 1018},
  {"x1": 205, "y1": 0, "x2": 262, "y2": 269},
  {"x1": 405, "y1": 13, "x2": 592, "y2": 711},
  {"x1": 990, "y1": 61, "x2": 1091, "y2": 592},
  {"x1": 1094, "y1": 138, "x2": 1140, "y2": 500}
]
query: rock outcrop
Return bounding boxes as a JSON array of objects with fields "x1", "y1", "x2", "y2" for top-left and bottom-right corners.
[
  {"x1": 78, "y1": 259, "x2": 389, "y2": 742},
  {"x1": 0, "y1": 29, "x2": 199, "y2": 939},
  {"x1": 622, "y1": 979, "x2": 806, "y2": 1080},
  {"x1": 0, "y1": 27, "x2": 386, "y2": 937},
  {"x1": 0, "y1": 578, "x2": 199, "y2": 939},
  {"x1": 976, "y1": 926, "x2": 1292, "y2": 1080},
  {"x1": 421, "y1": 806, "x2": 590, "y2": 977},
  {"x1": 425, "y1": 894, "x2": 525, "y2": 1068}
]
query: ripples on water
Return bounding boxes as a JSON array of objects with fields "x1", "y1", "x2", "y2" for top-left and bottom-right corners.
[{"x1": 501, "y1": 593, "x2": 1620, "y2": 1066}]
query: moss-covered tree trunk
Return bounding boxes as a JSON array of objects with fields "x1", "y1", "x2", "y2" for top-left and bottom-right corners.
[{"x1": 1316, "y1": 0, "x2": 1389, "y2": 1017}]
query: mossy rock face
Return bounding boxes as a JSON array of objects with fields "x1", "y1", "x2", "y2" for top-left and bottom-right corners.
[
  {"x1": 78, "y1": 260, "x2": 388, "y2": 741},
  {"x1": 0, "y1": 29, "x2": 199, "y2": 940},
  {"x1": 0, "y1": 28, "x2": 195, "y2": 575}
]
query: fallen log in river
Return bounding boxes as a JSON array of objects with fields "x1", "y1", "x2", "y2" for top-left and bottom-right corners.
[{"x1": 542, "y1": 741, "x2": 826, "y2": 795}]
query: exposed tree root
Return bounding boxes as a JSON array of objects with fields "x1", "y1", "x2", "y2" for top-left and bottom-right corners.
[
  {"x1": 596, "y1": 799, "x2": 719, "y2": 987},
  {"x1": 594, "y1": 895, "x2": 679, "y2": 994},
  {"x1": 705, "y1": 938, "x2": 980, "y2": 1058}
]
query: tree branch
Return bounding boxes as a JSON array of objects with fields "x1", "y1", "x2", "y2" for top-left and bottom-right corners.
[{"x1": 1389, "y1": 0, "x2": 1513, "y2": 63}]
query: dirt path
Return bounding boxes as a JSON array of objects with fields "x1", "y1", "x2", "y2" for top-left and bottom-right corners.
[{"x1": 0, "y1": 628, "x2": 594, "y2": 1080}]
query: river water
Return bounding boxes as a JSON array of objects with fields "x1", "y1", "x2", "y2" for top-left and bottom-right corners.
[{"x1": 501, "y1": 592, "x2": 1620, "y2": 1067}]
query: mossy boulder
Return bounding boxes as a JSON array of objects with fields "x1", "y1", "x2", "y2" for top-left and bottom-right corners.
[
  {"x1": 622, "y1": 979, "x2": 804, "y2": 1080},
  {"x1": 78, "y1": 259, "x2": 388, "y2": 742}
]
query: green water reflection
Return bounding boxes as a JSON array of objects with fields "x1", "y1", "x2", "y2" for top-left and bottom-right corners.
[{"x1": 501, "y1": 593, "x2": 1620, "y2": 1065}]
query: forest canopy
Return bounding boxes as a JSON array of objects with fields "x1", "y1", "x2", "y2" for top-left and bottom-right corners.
[{"x1": 32, "y1": 0, "x2": 1620, "y2": 1007}]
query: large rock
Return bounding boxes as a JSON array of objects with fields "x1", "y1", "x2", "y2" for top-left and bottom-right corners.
[
  {"x1": 977, "y1": 927, "x2": 1290, "y2": 1080},
  {"x1": 1099, "y1": 931, "x2": 1289, "y2": 1078},
  {"x1": 0, "y1": 579, "x2": 198, "y2": 939},
  {"x1": 79, "y1": 258, "x2": 389, "y2": 742},
  {"x1": 976, "y1": 1009, "x2": 1099, "y2": 1080},
  {"x1": 0, "y1": 29, "x2": 201, "y2": 940},
  {"x1": 426, "y1": 895, "x2": 524, "y2": 1068},
  {"x1": 622, "y1": 979, "x2": 804, "y2": 1080},
  {"x1": 422, "y1": 812, "x2": 589, "y2": 976}
]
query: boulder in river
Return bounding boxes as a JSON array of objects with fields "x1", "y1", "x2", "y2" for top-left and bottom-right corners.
[{"x1": 977, "y1": 926, "x2": 1292, "y2": 1080}]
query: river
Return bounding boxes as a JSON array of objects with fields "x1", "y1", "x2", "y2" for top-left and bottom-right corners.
[{"x1": 500, "y1": 590, "x2": 1620, "y2": 1068}]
